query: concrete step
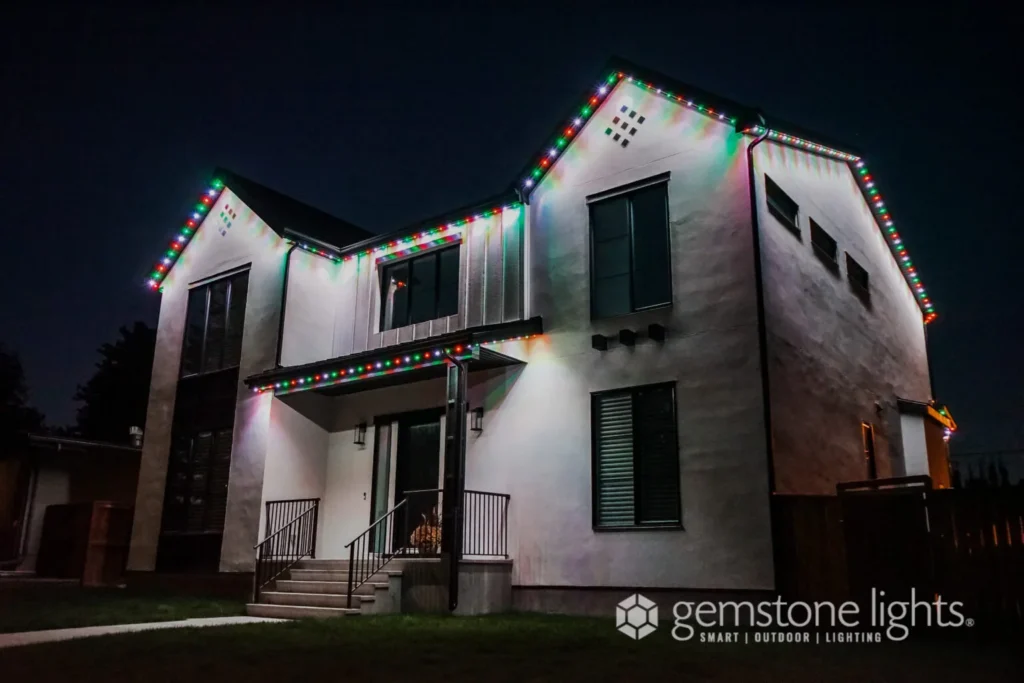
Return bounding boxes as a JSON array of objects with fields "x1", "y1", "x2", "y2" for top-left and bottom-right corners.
[
  {"x1": 261, "y1": 591, "x2": 371, "y2": 609},
  {"x1": 288, "y1": 568, "x2": 392, "y2": 583},
  {"x1": 292, "y1": 557, "x2": 441, "y2": 571},
  {"x1": 246, "y1": 603, "x2": 360, "y2": 619},
  {"x1": 275, "y1": 580, "x2": 388, "y2": 596}
]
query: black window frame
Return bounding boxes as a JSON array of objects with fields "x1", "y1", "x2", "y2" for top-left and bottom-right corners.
[
  {"x1": 846, "y1": 253, "x2": 870, "y2": 300},
  {"x1": 180, "y1": 268, "x2": 249, "y2": 378},
  {"x1": 809, "y1": 218, "x2": 838, "y2": 270},
  {"x1": 378, "y1": 244, "x2": 461, "y2": 332},
  {"x1": 591, "y1": 381, "x2": 682, "y2": 531},
  {"x1": 588, "y1": 176, "x2": 673, "y2": 320},
  {"x1": 861, "y1": 422, "x2": 877, "y2": 480},
  {"x1": 765, "y1": 175, "x2": 800, "y2": 236}
]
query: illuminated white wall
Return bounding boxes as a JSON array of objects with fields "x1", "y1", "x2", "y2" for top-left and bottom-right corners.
[
  {"x1": 753, "y1": 142, "x2": 932, "y2": 493},
  {"x1": 128, "y1": 187, "x2": 289, "y2": 572}
]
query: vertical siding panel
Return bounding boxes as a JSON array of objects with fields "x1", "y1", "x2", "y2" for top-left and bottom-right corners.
[
  {"x1": 333, "y1": 263, "x2": 357, "y2": 357},
  {"x1": 456, "y1": 239, "x2": 469, "y2": 330},
  {"x1": 413, "y1": 321, "x2": 431, "y2": 341},
  {"x1": 398, "y1": 324, "x2": 414, "y2": 345},
  {"x1": 351, "y1": 258, "x2": 373, "y2": 353},
  {"x1": 483, "y1": 216, "x2": 504, "y2": 325},
  {"x1": 502, "y1": 210, "x2": 522, "y2": 323},
  {"x1": 465, "y1": 224, "x2": 486, "y2": 328}
]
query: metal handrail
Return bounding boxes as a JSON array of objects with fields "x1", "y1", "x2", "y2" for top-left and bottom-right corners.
[
  {"x1": 252, "y1": 499, "x2": 319, "y2": 603},
  {"x1": 344, "y1": 489, "x2": 442, "y2": 607}
]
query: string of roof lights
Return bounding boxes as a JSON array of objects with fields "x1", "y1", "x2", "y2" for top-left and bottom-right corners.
[
  {"x1": 146, "y1": 71, "x2": 935, "y2": 322},
  {"x1": 251, "y1": 333, "x2": 538, "y2": 395}
]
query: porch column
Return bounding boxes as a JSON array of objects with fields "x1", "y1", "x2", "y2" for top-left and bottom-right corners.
[{"x1": 441, "y1": 355, "x2": 468, "y2": 611}]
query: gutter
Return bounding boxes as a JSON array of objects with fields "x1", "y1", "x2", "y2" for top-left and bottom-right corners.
[{"x1": 275, "y1": 243, "x2": 298, "y2": 367}]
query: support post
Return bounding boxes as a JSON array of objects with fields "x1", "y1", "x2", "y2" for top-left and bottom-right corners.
[{"x1": 441, "y1": 355, "x2": 468, "y2": 612}]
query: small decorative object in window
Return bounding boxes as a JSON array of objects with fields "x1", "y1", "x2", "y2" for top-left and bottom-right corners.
[
  {"x1": 471, "y1": 406, "x2": 484, "y2": 432},
  {"x1": 354, "y1": 422, "x2": 367, "y2": 446},
  {"x1": 618, "y1": 329, "x2": 637, "y2": 347},
  {"x1": 647, "y1": 323, "x2": 666, "y2": 342},
  {"x1": 592, "y1": 334, "x2": 609, "y2": 351}
]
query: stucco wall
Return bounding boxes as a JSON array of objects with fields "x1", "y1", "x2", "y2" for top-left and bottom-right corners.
[
  {"x1": 278, "y1": 207, "x2": 524, "y2": 368},
  {"x1": 484, "y1": 80, "x2": 773, "y2": 590},
  {"x1": 128, "y1": 188, "x2": 288, "y2": 572},
  {"x1": 753, "y1": 142, "x2": 931, "y2": 494}
]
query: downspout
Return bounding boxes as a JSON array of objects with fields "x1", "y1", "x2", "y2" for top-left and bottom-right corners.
[
  {"x1": 745, "y1": 113, "x2": 775, "y2": 495},
  {"x1": 275, "y1": 244, "x2": 298, "y2": 368},
  {"x1": 744, "y1": 114, "x2": 785, "y2": 592}
]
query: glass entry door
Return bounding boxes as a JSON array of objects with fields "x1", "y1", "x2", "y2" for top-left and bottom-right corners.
[{"x1": 392, "y1": 409, "x2": 443, "y2": 553}]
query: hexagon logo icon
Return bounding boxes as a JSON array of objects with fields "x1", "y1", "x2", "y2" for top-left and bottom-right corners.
[{"x1": 616, "y1": 593, "x2": 658, "y2": 640}]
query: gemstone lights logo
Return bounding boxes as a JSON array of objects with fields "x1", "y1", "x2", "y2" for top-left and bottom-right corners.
[{"x1": 616, "y1": 594, "x2": 658, "y2": 640}]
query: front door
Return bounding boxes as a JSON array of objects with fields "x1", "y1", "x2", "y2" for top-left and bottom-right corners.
[{"x1": 393, "y1": 410, "x2": 442, "y2": 553}]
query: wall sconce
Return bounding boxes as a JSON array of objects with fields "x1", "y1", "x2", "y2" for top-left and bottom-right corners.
[
  {"x1": 470, "y1": 407, "x2": 484, "y2": 432},
  {"x1": 354, "y1": 422, "x2": 367, "y2": 445}
]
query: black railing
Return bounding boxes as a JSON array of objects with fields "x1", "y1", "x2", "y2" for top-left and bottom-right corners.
[
  {"x1": 462, "y1": 490, "x2": 510, "y2": 557},
  {"x1": 344, "y1": 489, "x2": 509, "y2": 607},
  {"x1": 345, "y1": 489, "x2": 441, "y2": 608},
  {"x1": 252, "y1": 498, "x2": 319, "y2": 602}
]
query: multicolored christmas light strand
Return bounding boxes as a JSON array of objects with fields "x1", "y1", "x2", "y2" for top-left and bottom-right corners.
[
  {"x1": 146, "y1": 178, "x2": 224, "y2": 290},
  {"x1": 251, "y1": 333, "x2": 537, "y2": 395}
]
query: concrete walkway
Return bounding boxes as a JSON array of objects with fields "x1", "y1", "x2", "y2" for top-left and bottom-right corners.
[{"x1": 0, "y1": 616, "x2": 286, "y2": 649}]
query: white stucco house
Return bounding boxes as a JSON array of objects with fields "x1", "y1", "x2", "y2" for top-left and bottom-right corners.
[{"x1": 127, "y1": 59, "x2": 951, "y2": 616}]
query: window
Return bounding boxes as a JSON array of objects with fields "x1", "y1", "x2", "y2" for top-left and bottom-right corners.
[
  {"x1": 765, "y1": 175, "x2": 800, "y2": 235},
  {"x1": 861, "y1": 423, "x2": 877, "y2": 480},
  {"x1": 809, "y1": 218, "x2": 838, "y2": 267},
  {"x1": 592, "y1": 383, "x2": 680, "y2": 529},
  {"x1": 379, "y1": 246, "x2": 460, "y2": 331},
  {"x1": 589, "y1": 180, "x2": 672, "y2": 318},
  {"x1": 161, "y1": 428, "x2": 233, "y2": 533},
  {"x1": 846, "y1": 253, "x2": 870, "y2": 297},
  {"x1": 181, "y1": 270, "x2": 249, "y2": 377}
]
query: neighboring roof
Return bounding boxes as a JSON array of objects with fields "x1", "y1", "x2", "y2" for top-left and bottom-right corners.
[
  {"x1": 145, "y1": 58, "x2": 936, "y2": 322},
  {"x1": 145, "y1": 168, "x2": 371, "y2": 290},
  {"x1": 897, "y1": 399, "x2": 957, "y2": 431},
  {"x1": 26, "y1": 434, "x2": 141, "y2": 454}
]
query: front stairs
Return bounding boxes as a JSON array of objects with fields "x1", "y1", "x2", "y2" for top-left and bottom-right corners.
[{"x1": 246, "y1": 558, "x2": 410, "y2": 619}]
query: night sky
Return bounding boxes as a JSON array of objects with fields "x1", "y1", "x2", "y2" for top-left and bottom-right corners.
[{"x1": 2, "y1": 6, "x2": 1020, "y2": 454}]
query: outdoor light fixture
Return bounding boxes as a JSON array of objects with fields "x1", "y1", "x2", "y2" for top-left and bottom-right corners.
[
  {"x1": 471, "y1": 407, "x2": 484, "y2": 432},
  {"x1": 647, "y1": 323, "x2": 666, "y2": 342},
  {"x1": 591, "y1": 334, "x2": 608, "y2": 351},
  {"x1": 618, "y1": 329, "x2": 637, "y2": 347},
  {"x1": 354, "y1": 422, "x2": 367, "y2": 446}
]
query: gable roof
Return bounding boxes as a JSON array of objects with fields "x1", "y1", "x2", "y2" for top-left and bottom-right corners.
[
  {"x1": 145, "y1": 168, "x2": 371, "y2": 290},
  {"x1": 144, "y1": 59, "x2": 935, "y2": 323}
]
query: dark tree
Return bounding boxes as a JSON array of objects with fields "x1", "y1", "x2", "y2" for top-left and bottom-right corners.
[
  {"x1": 0, "y1": 345, "x2": 45, "y2": 447},
  {"x1": 74, "y1": 322, "x2": 156, "y2": 443}
]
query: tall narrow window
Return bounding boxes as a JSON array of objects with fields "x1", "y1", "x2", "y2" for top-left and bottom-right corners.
[
  {"x1": 180, "y1": 270, "x2": 249, "y2": 377},
  {"x1": 379, "y1": 246, "x2": 460, "y2": 331},
  {"x1": 862, "y1": 423, "x2": 877, "y2": 480},
  {"x1": 161, "y1": 427, "x2": 234, "y2": 534},
  {"x1": 809, "y1": 218, "x2": 838, "y2": 268},
  {"x1": 592, "y1": 383, "x2": 680, "y2": 529},
  {"x1": 847, "y1": 253, "x2": 870, "y2": 298},
  {"x1": 589, "y1": 180, "x2": 671, "y2": 319},
  {"x1": 765, "y1": 175, "x2": 800, "y2": 235}
]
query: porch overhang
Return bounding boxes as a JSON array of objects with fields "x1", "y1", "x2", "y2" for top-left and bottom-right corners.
[{"x1": 245, "y1": 316, "x2": 542, "y2": 397}]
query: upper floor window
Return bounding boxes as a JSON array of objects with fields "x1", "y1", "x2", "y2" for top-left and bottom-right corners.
[
  {"x1": 765, "y1": 175, "x2": 800, "y2": 235},
  {"x1": 810, "y1": 218, "x2": 838, "y2": 268},
  {"x1": 846, "y1": 253, "x2": 870, "y2": 297},
  {"x1": 379, "y1": 246, "x2": 460, "y2": 331},
  {"x1": 589, "y1": 180, "x2": 672, "y2": 319},
  {"x1": 592, "y1": 382, "x2": 681, "y2": 529},
  {"x1": 181, "y1": 270, "x2": 249, "y2": 377}
]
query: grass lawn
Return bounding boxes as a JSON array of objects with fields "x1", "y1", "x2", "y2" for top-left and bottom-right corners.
[
  {"x1": 0, "y1": 582, "x2": 244, "y2": 633},
  {"x1": 1, "y1": 614, "x2": 1020, "y2": 682}
]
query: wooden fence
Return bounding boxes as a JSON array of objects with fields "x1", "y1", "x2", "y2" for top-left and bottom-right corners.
[{"x1": 774, "y1": 482, "x2": 1024, "y2": 626}]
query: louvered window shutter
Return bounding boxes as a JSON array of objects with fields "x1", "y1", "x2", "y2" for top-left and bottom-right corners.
[{"x1": 594, "y1": 392, "x2": 636, "y2": 527}]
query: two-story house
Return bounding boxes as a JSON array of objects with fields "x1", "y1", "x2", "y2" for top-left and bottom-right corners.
[{"x1": 127, "y1": 58, "x2": 950, "y2": 617}]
